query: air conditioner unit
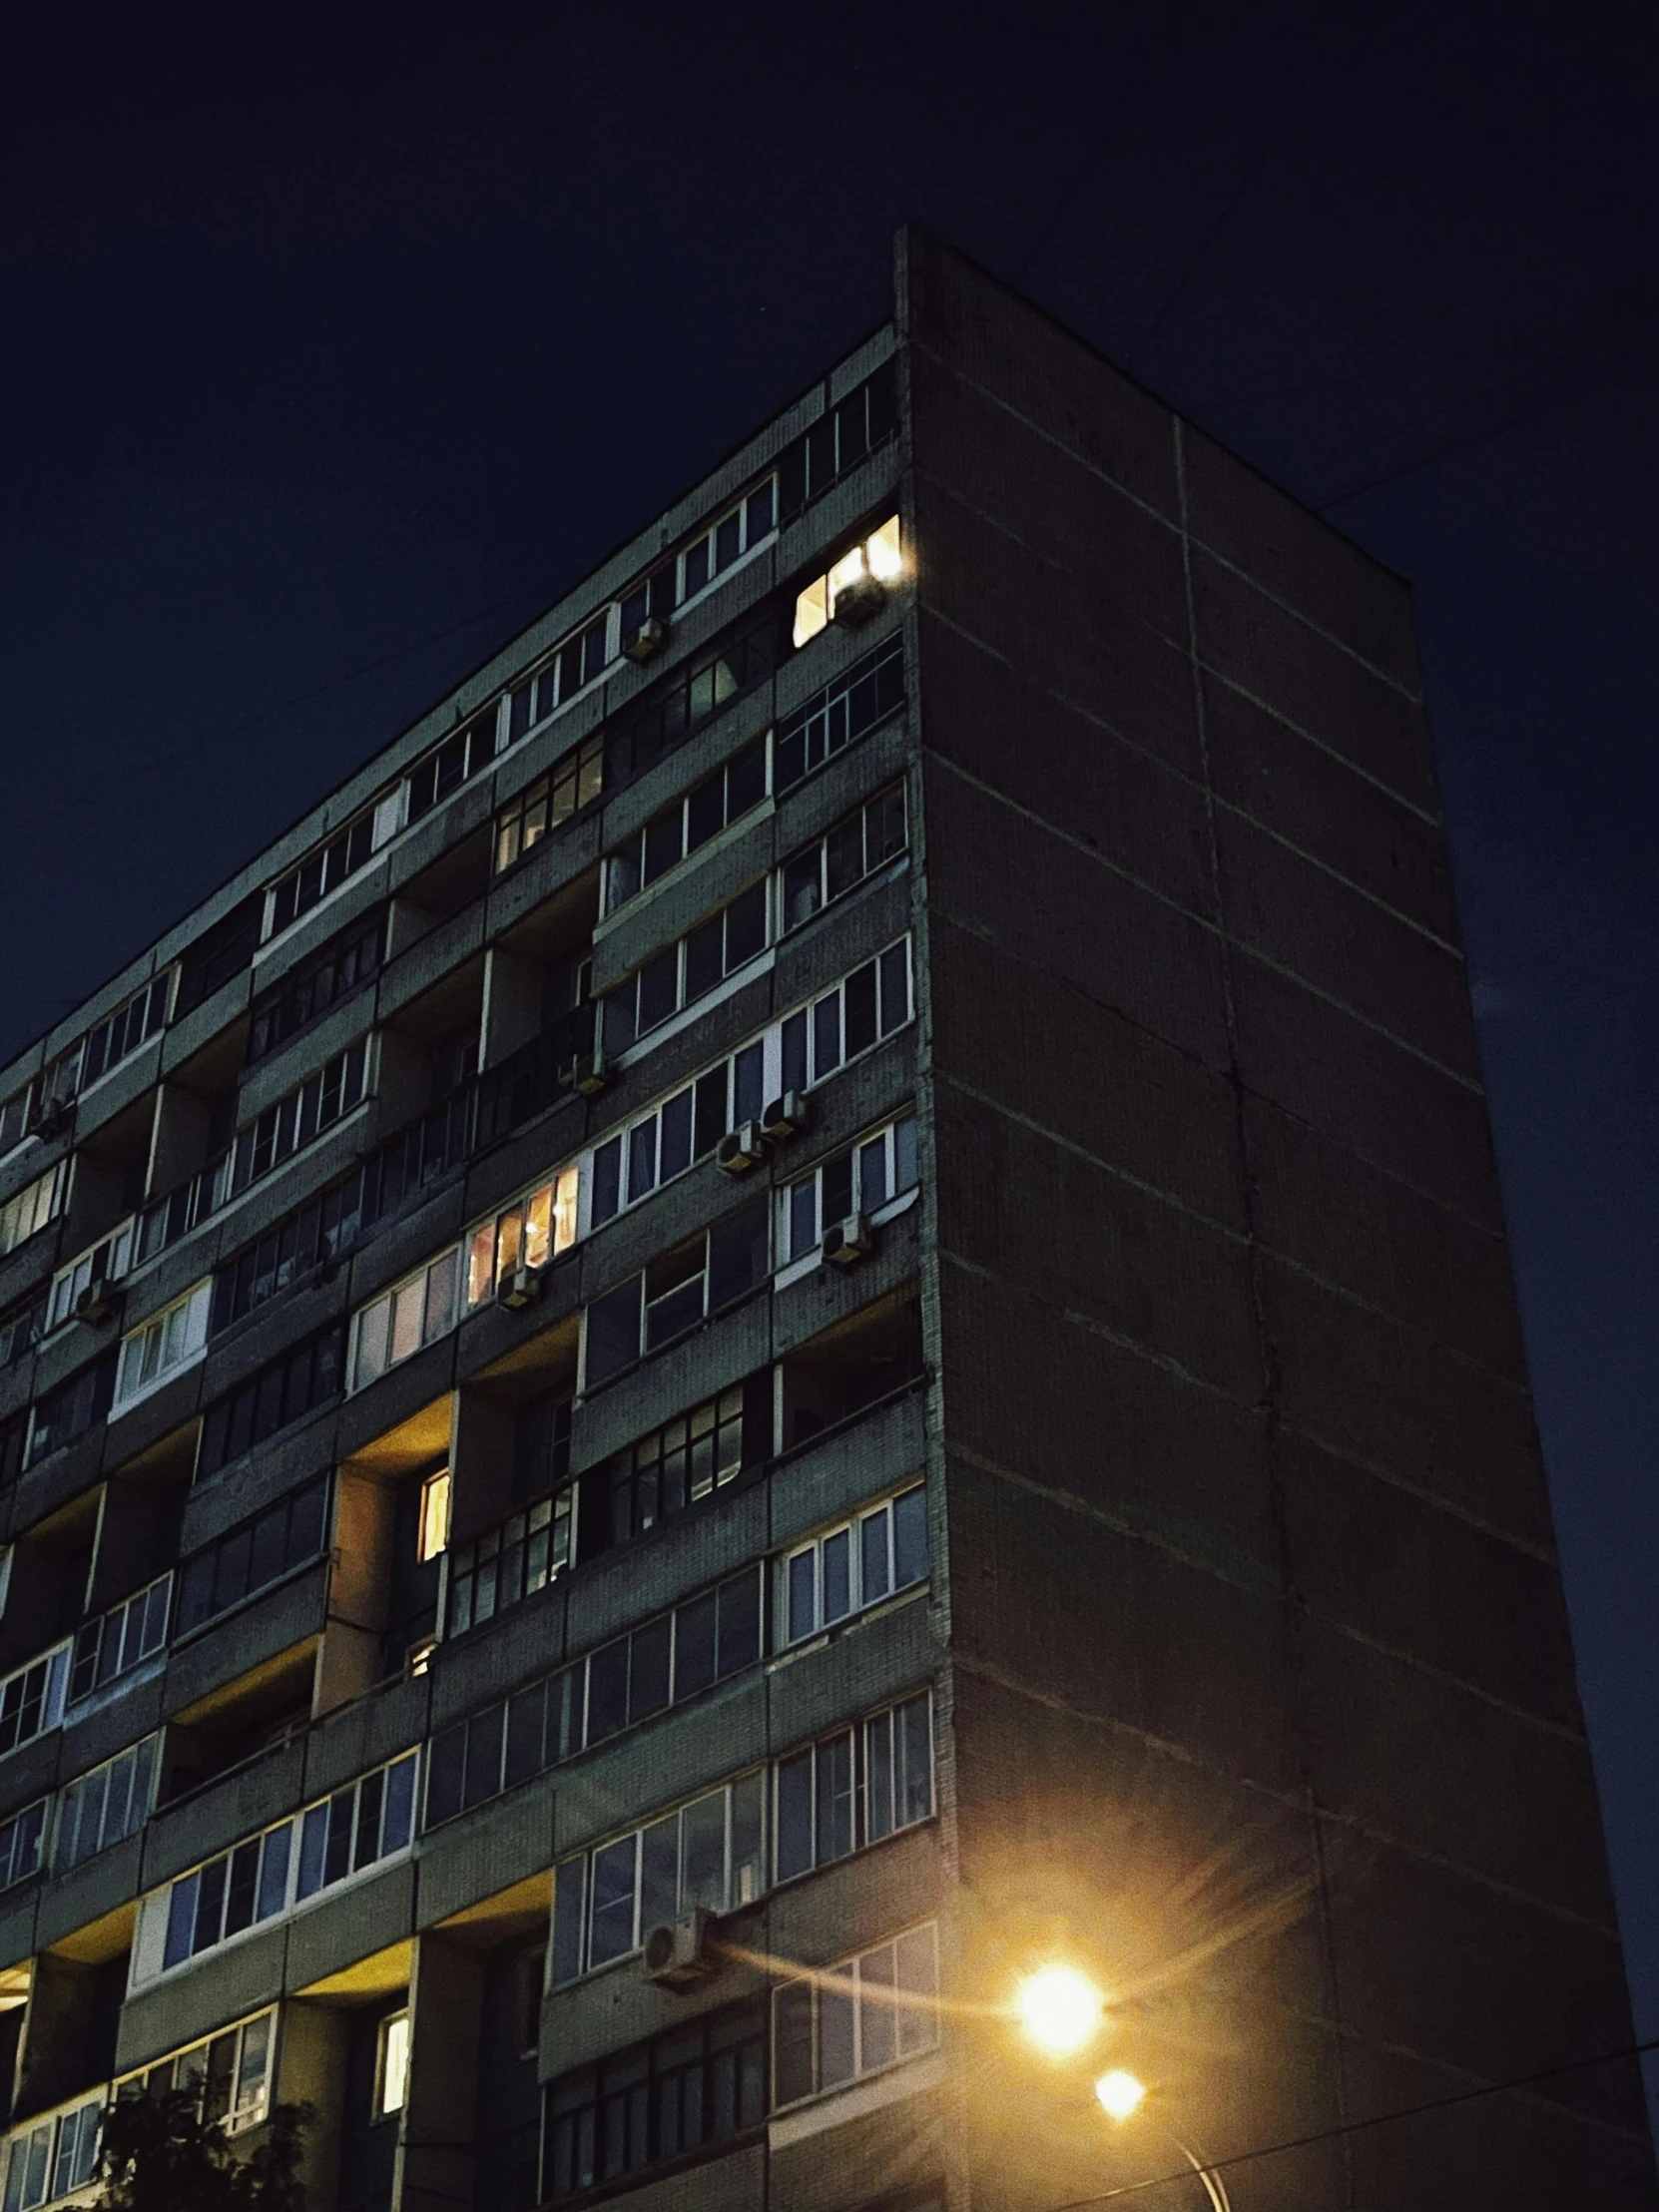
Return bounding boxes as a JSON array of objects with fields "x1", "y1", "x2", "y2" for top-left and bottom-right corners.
[
  {"x1": 72, "y1": 1279, "x2": 119, "y2": 1326},
  {"x1": 29, "y1": 1102, "x2": 73, "y2": 1142},
  {"x1": 832, "y1": 575, "x2": 886, "y2": 628},
  {"x1": 643, "y1": 1909, "x2": 714, "y2": 1988},
  {"x1": 761, "y1": 1091, "x2": 810, "y2": 1144},
  {"x1": 822, "y1": 1213, "x2": 873, "y2": 1267},
  {"x1": 558, "y1": 1050, "x2": 613, "y2": 1098},
  {"x1": 496, "y1": 1264, "x2": 542, "y2": 1311},
  {"x1": 716, "y1": 1123, "x2": 767, "y2": 1175},
  {"x1": 623, "y1": 616, "x2": 670, "y2": 664}
]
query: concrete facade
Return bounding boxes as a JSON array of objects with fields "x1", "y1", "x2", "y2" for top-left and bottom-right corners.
[{"x1": 0, "y1": 228, "x2": 1646, "y2": 2212}]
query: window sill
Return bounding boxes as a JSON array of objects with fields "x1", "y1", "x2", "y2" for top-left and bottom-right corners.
[{"x1": 594, "y1": 796, "x2": 778, "y2": 944}]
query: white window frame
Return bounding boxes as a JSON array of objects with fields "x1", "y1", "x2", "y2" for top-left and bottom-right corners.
[
  {"x1": 348, "y1": 1245, "x2": 462, "y2": 1392},
  {"x1": 771, "y1": 1922, "x2": 939, "y2": 2112},
  {"x1": 53, "y1": 1734, "x2": 160, "y2": 1876},
  {"x1": 776, "y1": 1112, "x2": 920, "y2": 1285},
  {"x1": 113, "y1": 1280, "x2": 211, "y2": 1412},
  {"x1": 463, "y1": 1166, "x2": 579, "y2": 1311},
  {"x1": 0, "y1": 1164, "x2": 64, "y2": 1261},
  {"x1": 777, "y1": 1484, "x2": 928, "y2": 1649}
]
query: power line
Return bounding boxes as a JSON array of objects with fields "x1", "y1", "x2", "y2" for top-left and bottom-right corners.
[
  {"x1": 1047, "y1": 2030, "x2": 1659, "y2": 2209},
  {"x1": 1127, "y1": 91, "x2": 1299, "y2": 371},
  {"x1": 1314, "y1": 371, "x2": 1622, "y2": 510}
]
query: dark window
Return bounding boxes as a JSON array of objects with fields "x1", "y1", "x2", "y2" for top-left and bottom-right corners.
[
  {"x1": 25, "y1": 1355, "x2": 115, "y2": 1467},
  {"x1": 407, "y1": 708, "x2": 497, "y2": 824},
  {"x1": 0, "y1": 1295, "x2": 44, "y2": 1375},
  {"x1": 604, "y1": 605, "x2": 781, "y2": 797},
  {"x1": 543, "y1": 2001, "x2": 766, "y2": 2200},
  {"x1": 248, "y1": 911, "x2": 383, "y2": 1064},
  {"x1": 777, "y1": 361, "x2": 898, "y2": 519},
  {"x1": 174, "y1": 1476, "x2": 330, "y2": 1638},
  {"x1": 270, "y1": 811, "x2": 380, "y2": 938},
  {"x1": 197, "y1": 1324, "x2": 345, "y2": 1483},
  {"x1": 775, "y1": 633, "x2": 904, "y2": 795}
]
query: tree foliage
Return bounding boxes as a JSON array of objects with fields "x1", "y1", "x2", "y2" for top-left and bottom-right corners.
[{"x1": 94, "y1": 2088, "x2": 309, "y2": 2212}]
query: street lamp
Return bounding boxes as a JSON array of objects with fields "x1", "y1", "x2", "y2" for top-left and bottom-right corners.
[
  {"x1": 1014, "y1": 1966, "x2": 1106, "y2": 2056},
  {"x1": 1093, "y1": 2071, "x2": 1233, "y2": 2212}
]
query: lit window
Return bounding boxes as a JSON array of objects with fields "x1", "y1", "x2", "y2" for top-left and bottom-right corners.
[
  {"x1": 464, "y1": 1167, "x2": 579, "y2": 1309},
  {"x1": 377, "y1": 2009, "x2": 411, "y2": 2117},
  {"x1": 417, "y1": 1471, "x2": 451, "y2": 1564},
  {"x1": 793, "y1": 516, "x2": 903, "y2": 647}
]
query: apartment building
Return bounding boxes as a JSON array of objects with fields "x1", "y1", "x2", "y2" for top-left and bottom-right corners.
[{"x1": 0, "y1": 230, "x2": 1648, "y2": 2212}]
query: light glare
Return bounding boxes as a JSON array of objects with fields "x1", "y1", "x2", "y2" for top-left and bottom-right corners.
[
  {"x1": 1095, "y1": 2069, "x2": 1147, "y2": 2123},
  {"x1": 1015, "y1": 1965, "x2": 1104, "y2": 2055}
]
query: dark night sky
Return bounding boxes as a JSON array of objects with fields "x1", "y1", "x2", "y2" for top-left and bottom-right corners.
[{"x1": 4, "y1": 0, "x2": 1655, "y2": 2097}]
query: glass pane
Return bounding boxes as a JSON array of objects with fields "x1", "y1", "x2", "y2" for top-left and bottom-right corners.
[
  {"x1": 730, "y1": 1772, "x2": 764, "y2": 1907},
  {"x1": 822, "y1": 1529, "x2": 851, "y2": 1623},
  {"x1": 640, "y1": 1817, "x2": 679, "y2": 1934},
  {"x1": 680, "y1": 1791, "x2": 727, "y2": 1914},
  {"x1": 816, "y1": 1734, "x2": 855, "y2": 1864},
  {"x1": 587, "y1": 1838, "x2": 638, "y2": 1966},
  {"x1": 774, "y1": 1753, "x2": 814, "y2": 1883},
  {"x1": 860, "y1": 1509, "x2": 891, "y2": 1605},
  {"x1": 820, "y1": 1970, "x2": 855, "y2": 2088},
  {"x1": 859, "y1": 1943, "x2": 897, "y2": 2073},
  {"x1": 893, "y1": 1485, "x2": 927, "y2": 1587},
  {"x1": 865, "y1": 1711, "x2": 893, "y2": 1843}
]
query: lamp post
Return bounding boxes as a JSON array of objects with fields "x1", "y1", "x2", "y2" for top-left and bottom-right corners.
[{"x1": 1094, "y1": 2071, "x2": 1233, "y2": 2212}]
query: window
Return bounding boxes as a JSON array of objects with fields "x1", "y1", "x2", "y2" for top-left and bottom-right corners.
[
  {"x1": 174, "y1": 1475, "x2": 329, "y2": 1638},
  {"x1": 0, "y1": 1415, "x2": 23, "y2": 1491},
  {"x1": 781, "y1": 1114, "x2": 919, "y2": 1266},
  {"x1": 249, "y1": 909, "x2": 383, "y2": 1063},
  {"x1": 228, "y1": 1038, "x2": 369, "y2": 1197},
  {"x1": 581, "y1": 1199, "x2": 769, "y2": 1390},
  {"x1": 673, "y1": 478, "x2": 779, "y2": 616},
  {"x1": 775, "y1": 631, "x2": 905, "y2": 795},
  {"x1": 446, "y1": 1491, "x2": 571, "y2": 1639},
  {"x1": 604, "y1": 603, "x2": 781, "y2": 793},
  {"x1": 377, "y1": 2011, "x2": 411, "y2": 2118},
  {"x1": 0, "y1": 1296, "x2": 43, "y2": 1375},
  {"x1": 406, "y1": 704, "x2": 504, "y2": 825},
  {"x1": 552, "y1": 1774, "x2": 765, "y2": 1984},
  {"x1": 772, "y1": 1925, "x2": 939, "y2": 2110},
  {"x1": 45, "y1": 1224, "x2": 134, "y2": 1333},
  {"x1": 781, "y1": 784, "x2": 907, "y2": 935},
  {"x1": 209, "y1": 1165, "x2": 374, "y2": 1331},
  {"x1": 603, "y1": 737, "x2": 769, "y2": 915},
  {"x1": 464, "y1": 1168, "x2": 579, "y2": 1309},
  {"x1": 114, "y1": 1281, "x2": 211, "y2": 1410},
  {"x1": 588, "y1": 1045, "x2": 764, "y2": 1231},
  {"x1": 494, "y1": 737, "x2": 605, "y2": 872},
  {"x1": 25, "y1": 1354, "x2": 116, "y2": 1466},
  {"x1": 196, "y1": 1322, "x2": 345, "y2": 1483},
  {"x1": 54, "y1": 1735, "x2": 158, "y2": 1874},
  {"x1": 777, "y1": 361, "x2": 898, "y2": 521},
  {"x1": 1, "y1": 2092, "x2": 103, "y2": 2211},
  {"x1": 0, "y1": 1165, "x2": 62, "y2": 1259},
  {"x1": 0, "y1": 1644, "x2": 70, "y2": 1758},
  {"x1": 350, "y1": 1246, "x2": 461, "y2": 1390},
  {"x1": 425, "y1": 1565, "x2": 762, "y2": 1831},
  {"x1": 0, "y1": 1084, "x2": 34, "y2": 1157},
  {"x1": 118, "y1": 2009, "x2": 276, "y2": 2134},
  {"x1": 268, "y1": 800, "x2": 398, "y2": 938},
  {"x1": 792, "y1": 517, "x2": 903, "y2": 649},
  {"x1": 774, "y1": 1693, "x2": 934, "y2": 1885},
  {"x1": 48, "y1": 974, "x2": 172, "y2": 1107},
  {"x1": 138, "y1": 1751, "x2": 418, "y2": 1983},
  {"x1": 0, "y1": 1799, "x2": 46, "y2": 1893},
  {"x1": 781, "y1": 943, "x2": 912, "y2": 1105},
  {"x1": 543, "y1": 1999, "x2": 766, "y2": 2201},
  {"x1": 417, "y1": 1470, "x2": 451, "y2": 1563},
  {"x1": 604, "y1": 1385, "x2": 748, "y2": 1547},
  {"x1": 781, "y1": 1488, "x2": 928, "y2": 1648},
  {"x1": 600, "y1": 882, "x2": 769, "y2": 1057},
  {"x1": 69, "y1": 1575, "x2": 170, "y2": 1703}
]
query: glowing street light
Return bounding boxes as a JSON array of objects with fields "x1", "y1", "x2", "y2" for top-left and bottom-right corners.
[
  {"x1": 1014, "y1": 1965, "x2": 1105, "y2": 2055},
  {"x1": 1094, "y1": 2069, "x2": 1147, "y2": 2122}
]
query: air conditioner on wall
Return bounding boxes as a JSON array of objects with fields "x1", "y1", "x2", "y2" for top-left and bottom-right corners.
[
  {"x1": 496, "y1": 1265, "x2": 543, "y2": 1312},
  {"x1": 72, "y1": 1280, "x2": 119, "y2": 1327},
  {"x1": 558, "y1": 1050, "x2": 613, "y2": 1098},
  {"x1": 822, "y1": 1213, "x2": 873, "y2": 1268},
  {"x1": 832, "y1": 575, "x2": 885, "y2": 627},
  {"x1": 643, "y1": 1910, "x2": 715, "y2": 1988},
  {"x1": 623, "y1": 616, "x2": 670, "y2": 664},
  {"x1": 716, "y1": 1123, "x2": 767, "y2": 1175},
  {"x1": 760, "y1": 1092, "x2": 810, "y2": 1144}
]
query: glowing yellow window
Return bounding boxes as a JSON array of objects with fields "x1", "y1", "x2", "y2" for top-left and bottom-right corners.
[
  {"x1": 377, "y1": 2009, "x2": 410, "y2": 2116},
  {"x1": 417, "y1": 1469, "x2": 451, "y2": 1563},
  {"x1": 793, "y1": 572, "x2": 830, "y2": 649},
  {"x1": 865, "y1": 514, "x2": 902, "y2": 579}
]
